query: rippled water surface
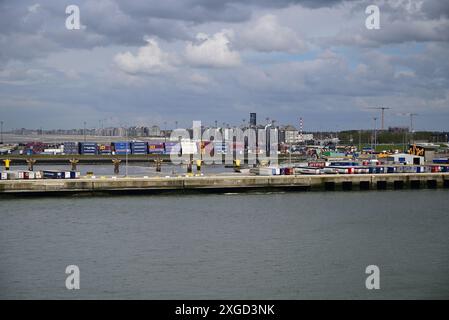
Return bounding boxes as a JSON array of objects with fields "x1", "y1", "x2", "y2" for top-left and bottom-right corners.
[{"x1": 1, "y1": 189, "x2": 448, "y2": 299}]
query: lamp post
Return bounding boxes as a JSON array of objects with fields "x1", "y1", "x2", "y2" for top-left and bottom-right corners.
[
  {"x1": 0, "y1": 121, "x2": 3, "y2": 144},
  {"x1": 373, "y1": 117, "x2": 378, "y2": 151},
  {"x1": 83, "y1": 121, "x2": 87, "y2": 142},
  {"x1": 125, "y1": 126, "x2": 129, "y2": 177}
]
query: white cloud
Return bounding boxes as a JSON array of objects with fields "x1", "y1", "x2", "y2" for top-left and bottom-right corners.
[
  {"x1": 27, "y1": 3, "x2": 40, "y2": 13},
  {"x1": 114, "y1": 38, "x2": 175, "y2": 74},
  {"x1": 189, "y1": 73, "x2": 210, "y2": 85},
  {"x1": 185, "y1": 30, "x2": 241, "y2": 68},
  {"x1": 238, "y1": 14, "x2": 306, "y2": 53}
]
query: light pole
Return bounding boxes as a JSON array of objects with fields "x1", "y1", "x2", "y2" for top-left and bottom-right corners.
[
  {"x1": 83, "y1": 121, "x2": 87, "y2": 142},
  {"x1": 125, "y1": 125, "x2": 129, "y2": 177},
  {"x1": 373, "y1": 117, "x2": 378, "y2": 151},
  {"x1": 0, "y1": 121, "x2": 3, "y2": 144},
  {"x1": 409, "y1": 113, "x2": 418, "y2": 144}
]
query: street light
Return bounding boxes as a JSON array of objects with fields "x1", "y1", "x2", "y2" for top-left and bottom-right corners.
[
  {"x1": 83, "y1": 121, "x2": 87, "y2": 142},
  {"x1": 0, "y1": 121, "x2": 3, "y2": 144},
  {"x1": 125, "y1": 126, "x2": 128, "y2": 177},
  {"x1": 372, "y1": 117, "x2": 378, "y2": 151}
]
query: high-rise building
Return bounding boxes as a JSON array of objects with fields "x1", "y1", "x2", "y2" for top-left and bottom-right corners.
[{"x1": 250, "y1": 113, "x2": 257, "y2": 127}]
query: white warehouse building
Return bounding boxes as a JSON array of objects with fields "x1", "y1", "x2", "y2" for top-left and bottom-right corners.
[{"x1": 386, "y1": 153, "x2": 424, "y2": 165}]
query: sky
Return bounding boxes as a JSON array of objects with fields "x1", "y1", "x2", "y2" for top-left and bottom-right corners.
[{"x1": 1, "y1": 0, "x2": 449, "y2": 131}]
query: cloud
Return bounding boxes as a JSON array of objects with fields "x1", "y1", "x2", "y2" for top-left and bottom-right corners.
[
  {"x1": 238, "y1": 14, "x2": 307, "y2": 53},
  {"x1": 185, "y1": 30, "x2": 241, "y2": 68},
  {"x1": 114, "y1": 38, "x2": 176, "y2": 74},
  {"x1": 325, "y1": 0, "x2": 449, "y2": 47},
  {"x1": 332, "y1": 19, "x2": 449, "y2": 47},
  {"x1": 1, "y1": 0, "x2": 449, "y2": 130}
]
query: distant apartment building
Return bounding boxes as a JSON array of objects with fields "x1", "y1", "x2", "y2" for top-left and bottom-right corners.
[
  {"x1": 281, "y1": 125, "x2": 314, "y2": 144},
  {"x1": 113, "y1": 127, "x2": 127, "y2": 137},
  {"x1": 250, "y1": 113, "x2": 257, "y2": 127},
  {"x1": 149, "y1": 125, "x2": 161, "y2": 137}
]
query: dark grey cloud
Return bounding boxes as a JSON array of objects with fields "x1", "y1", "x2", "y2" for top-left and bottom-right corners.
[
  {"x1": 0, "y1": 0, "x2": 349, "y2": 53},
  {"x1": 326, "y1": 0, "x2": 449, "y2": 47},
  {"x1": 421, "y1": 0, "x2": 449, "y2": 19}
]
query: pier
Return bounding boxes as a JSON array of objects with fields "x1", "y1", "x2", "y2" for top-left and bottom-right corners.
[{"x1": 1, "y1": 173, "x2": 448, "y2": 195}]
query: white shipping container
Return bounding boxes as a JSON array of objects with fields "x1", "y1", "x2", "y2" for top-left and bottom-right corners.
[
  {"x1": 7, "y1": 171, "x2": 18, "y2": 180},
  {"x1": 323, "y1": 167, "x2": 338, "y2": 174},
  {"x1": 28, "y1": 171, "x2": 35, "y2": 179},
  {"x1": 258, "y1": 167, "x2": 276, "y2": 176},
  {"x1": 267, "y1": 166, "x2": 281, "y2": 175},
  {"x1": 295, "y1": 168, "x2": 321, "y2": 175},
  {"x1": 181, "y1": 141, "x2": 198, "y2": 155},
  {"x1": 35, "y1": 171, "x2": 42, "y2": 179},
  {"x1": 0, "y1": 172, "x2": 7, "y2": 180},
  {"x1": 64, "y1": 172, "x2": 71, "y2": 179}
]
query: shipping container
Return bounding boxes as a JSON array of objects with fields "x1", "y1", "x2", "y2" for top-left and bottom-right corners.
[
  {"x1": 6, "y1": 171, "x2": 20, "y2": 180},
  {"x1": 308, "y1": 161, "x2": 326, "y2": 168},
  {"x1": 249, "y1": 167, "x2": 277, "y2": 176},
  {"x1": 295, "y1": 167, "x2": 321, "y2": 175},
  {"x1": 433, "y1": 158, "x2": 449, "y2": 164},
  {"x1": 354, "y1": 167, "x2": 369, "y2": 174},
  {"x1": 148, "y1": 143, "x2": 165, "y2": 154},
  {"x1": 43, "y1": 170, "x2": 64, "y2": 179},
  {"x1": 323, "y1": 167, "x2": 338, "y2": 174},
  {"x1": 386, "y1": 167, "x2": 396, "y2": 173},
  {"x1": 63, "y1": 142, "x2": 79, "y2": 154},
  {"x1": 327, "y1": 166, "x2": 350, "y2": 174},
  {"x1": 112, "y1": 142, "x2": 131, "y2": 154},
  {"x1": 131, "y1": 142, "x2": 148, "y2": 153},
  {"x1": 181, "y1": 141, "x2": 198, "y2": 155},
  {"x1": 164, "y1": 142, "x2": 181, "y2": 154},
  {"x1": 79, "y1": 142, "x2": 98, "y2": 155}
]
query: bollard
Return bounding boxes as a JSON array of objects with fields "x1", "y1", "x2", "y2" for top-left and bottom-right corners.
[
  {"x1": 196, "y1": 159, "x2": 202, "y2": 174},
  {"x1": 154, "y1": 156, "x2": 162, "y2": 172},
  {"x1": 26, "y1": 158, "x2": 36, "y2": 171},
  {"x1": 233, "y1": 159, "x2": 241, "y2": 173},
  {"x1": 69, "y1": 158, "x2": 79, "y2": 171},
  {"x1": 112, "y1": 159, "x2": 121, "y2": 175},
  {"x1": 186, "y1": 160, "x2": 193, "y2": 174},
  {"x1": 3, "y1": 159, "x2": 11, "y2": 171}
]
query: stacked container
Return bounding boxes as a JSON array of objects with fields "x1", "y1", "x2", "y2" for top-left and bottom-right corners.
[
  {"x1": 79, "y1": 142, "x2": 98, "y2": 155},
  {"x1": 148, "y1": 143, "x2": 165, "y2": 154},
  {"x1": 112, "y1": 142, "x2": 131, "y2": 155},
  {"x1": 164, "y1": 142, "x2": 181, "y2": 155},
  {"x1": 63, "y1": 142, "x2": 79, "y2": 155},
  {"x1": 98, "y1": 144, "x2": 112, "y2": 155},
  {"x1": 131, "y1": 141, "x2": 148, "y2": 155},
  {"x1": 213, "y1": 141, "x2": 228, "y2": 154},
  {"x1": 25, "y1": 142, "x2": 47, "y2": 155}
]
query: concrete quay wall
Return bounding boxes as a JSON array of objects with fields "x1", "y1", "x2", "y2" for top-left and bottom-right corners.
[{"x1": 0, "y1": 173, "x2": 448, "y2": 195}]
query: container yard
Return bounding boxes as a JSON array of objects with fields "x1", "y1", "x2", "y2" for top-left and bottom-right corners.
[{"x1": 1, "y1": 138, "x2": 448, "y2": 194}]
